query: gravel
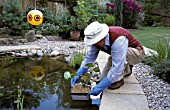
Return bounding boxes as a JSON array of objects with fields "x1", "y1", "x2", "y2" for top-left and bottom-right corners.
[
  {"x1": 133, "y1": 63, "x2": 170, "y2": 110},
  {"x1": 21, "y1": 36, "x2": 170, "y2": 110}
]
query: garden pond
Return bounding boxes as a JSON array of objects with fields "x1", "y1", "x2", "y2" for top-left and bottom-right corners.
[{"x1": 0, "y1": 55, "x2": 99, "y2": 110}]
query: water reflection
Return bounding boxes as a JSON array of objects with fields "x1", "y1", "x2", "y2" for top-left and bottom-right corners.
[{"x1": 0, "y1": 56, "x2": 99, "y2": 110}]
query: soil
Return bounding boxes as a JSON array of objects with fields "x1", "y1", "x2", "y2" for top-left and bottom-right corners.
[{"x1": 71, "y1": 84, "x2": 91, "y2": 93}]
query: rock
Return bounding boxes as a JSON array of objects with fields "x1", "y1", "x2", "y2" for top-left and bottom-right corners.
[
  {"x1": 31, "y1": 49, "x2": 37, "y2": 54},
  {"x1": 69, "y1": 43, "x2": 77, "y2": 48},
  {"x1": 20, "y1": 51, "x2": 28, "y2": 57},
  {"x1": 27, "y1": 49, "x2": 36, "y2": 56},
  {"x1": 143, "y1": 46, "x2": 158, "y2": 57},
  {"x1": 50, "y1": 50, "x2": 59, "y2": 56},
  {"x1": 37, "y1": 50, "x2": 43, "y2": 57},
  {"x1": 24, "y1": 30, "x2": 36, "y2": 42},
  {"x1": 35, "y1": 34, "x2": 43, "y2": 39},
  {"x1": 64, "y1": 54, "x2": 73, "y2": 63},
  {"x1": 0, "y1": 27, "x2": 12, "y2": 34}
]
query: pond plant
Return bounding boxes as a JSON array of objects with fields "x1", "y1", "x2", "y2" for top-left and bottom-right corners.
[
  {"x1": 64, "y1": 62, "x2": 100, "y2": 94},
  {"x1": 68, "y1": 52, "x2": 84, "y2": 69},
  {"x1": 16, "y1": 85, "x2": 24, "y2": 110}
]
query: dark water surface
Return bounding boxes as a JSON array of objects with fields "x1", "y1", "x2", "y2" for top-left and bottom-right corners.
[{"x1": 0, "y1": 56, "x2": 99, "y2": 110}]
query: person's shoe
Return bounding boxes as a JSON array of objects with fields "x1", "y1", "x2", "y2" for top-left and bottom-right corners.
[
  {"x1": 108, "y1": 79, "x2": 124, "y2": 90},
  {"x1": 124, "y1": 72, "x2": 132, "y2": 77},
  {"x1": 124, "y1": 65, "x2": 133, "y2": 77}
]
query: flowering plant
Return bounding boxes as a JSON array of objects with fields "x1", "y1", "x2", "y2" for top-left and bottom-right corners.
[{"x1": 106, "y1": 0, "x2": 142, "y2": 28}]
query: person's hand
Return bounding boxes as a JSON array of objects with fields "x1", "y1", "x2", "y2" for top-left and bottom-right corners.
[
  {"x1": 70, "y1": 67, "x2": 88, "y2": 86},
  {"x1": 89, "y1": 77, "x2": 112, "y2": 96},
  {"x1": 71, "y1": 75, "x2": 80, "y2": 86}
]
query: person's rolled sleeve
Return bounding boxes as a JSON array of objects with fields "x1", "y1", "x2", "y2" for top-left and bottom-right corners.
[
  {"x1": 80, "y1": 45, "x2": 99, "y2": 68},
  {"x1": 107, "y1": 36, "x2": 129, "y2": 83}
]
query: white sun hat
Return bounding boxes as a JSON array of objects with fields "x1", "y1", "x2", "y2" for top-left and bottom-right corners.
[{"x1": 84, "y1": 21, "x2": 109, "y2": 45}]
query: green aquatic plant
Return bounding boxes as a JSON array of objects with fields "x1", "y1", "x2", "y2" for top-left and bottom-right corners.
[
  {"x1": 64, "y1": 62, "x2": 100, "y2": 84},
  {"x1": 16, "y1": 85, "x2": 24, "y2": 110}
]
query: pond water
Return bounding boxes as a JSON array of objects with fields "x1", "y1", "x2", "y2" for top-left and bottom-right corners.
[{"x1": 0, "y1": 55, "x2": 99, "y2": 110}]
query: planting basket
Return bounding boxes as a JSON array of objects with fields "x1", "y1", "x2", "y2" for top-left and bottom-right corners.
[
  {"x1": 70, "y1": 91, "x2": 90, "y2": 100},
  {"x1": 70, "y1": 83, "x2": 91, "y2": 100}
]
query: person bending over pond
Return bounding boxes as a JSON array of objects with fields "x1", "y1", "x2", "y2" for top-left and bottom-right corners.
[{"x1": 71, "y1": 21, "x2": 145, "y2": 96}]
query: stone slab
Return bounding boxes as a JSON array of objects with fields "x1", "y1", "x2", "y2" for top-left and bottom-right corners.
[
  {"x1": 0, "y1": 45, "x2": 41, "y2": 52},
  {"x1": 100, "y1": 93, "x2": 149, "y2": 110},
  {"x1": 98, "y1": 62, "x2": 105, "y2": 68},
  {"x1": 96, "y1": 51, "x2": 109, "y2": 61},
  {"x1": 103, "y1": 83, "x2": 144, "y2": 95},
  {"x1": 124, "y1": 74, "x2": 139, "y2": 84}
]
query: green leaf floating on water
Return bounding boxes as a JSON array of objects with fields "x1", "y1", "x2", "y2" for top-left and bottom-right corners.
[{"x1": 64, "y1": 71, "x2": 71, "y2": 80}]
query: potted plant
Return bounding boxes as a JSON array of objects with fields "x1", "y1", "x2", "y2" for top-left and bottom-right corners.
[
  {"x1": 58, "y1": 8, "x2": 71, "y2": 39},
  {"x1": 69, "y1": 16, "x2": 81, "y2": 41},
  {"x1": 72, "y1": 0, "x2": 101, "y2": 38},
  {"x1": 64, "y1": 62, "x2": 100, "y2": 100},
  {"x1": 58, "y1": 24, "x2": 70, "y2": 39}
]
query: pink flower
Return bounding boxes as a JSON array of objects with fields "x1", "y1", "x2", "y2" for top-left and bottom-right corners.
[{"x1": 124, "y1": 10, "x2": 128, "y2": 13}]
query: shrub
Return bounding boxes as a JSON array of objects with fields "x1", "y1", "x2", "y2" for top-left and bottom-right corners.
[
  {"x1": 153, "y1": 60, "x2": 170, "y2": 83},
  {"x1": 106, "y1": 0, "x2": 142, "y2": 29},
  {"x1": 24, "y1": 5, "x2": 62, "y2": 35},
  {"x1": 143, "y1": 40, "x2": 170, "y2": 83},
  {"x1": 1, "y1": 0, "x2": 32, "y2": 35},
  {"x1": 103, "y1": 14, "x2": 115, "y2": 26}
]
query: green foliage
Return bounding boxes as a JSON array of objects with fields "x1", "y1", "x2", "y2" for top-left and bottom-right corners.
[
  {"x1": 85, "y1": 63, "x2": 94, "y2": 67},
  {"x1": 72, "y1": 0, "x2": 100, "y2": 30},
  {"x1": 167, "y1": 42, "x2": 170, "y2": 59},
  {"x1": 36, "y1": 23, "x2": 59, "y2": 35},
  {"x1": 58, "y1": 24, "x2": 70, "y2": 33},
  {"x1": 106, "y1": 0, "x2": 142, "y2": 28},
  {"x1": 153, "y1": 60, "x2": 170, "y2": 83},
  {"x1": 114, "y1": 0, "x2": 123, "y2": 26},
  {"x1": 68, "y1": 52, "x2": 84, "y2": 68},
  {"x1": 143, "y1": 40, "x2": 170, "y2": 83},
  {"x1": 80, "y1": 62, "x2": 100, "y2": 84},
  {"x1": 24, "y1": 5, "x2": 63, "y2": 35},
  {"x1": 80, "y1": 72, "x2": 92, "y2": 84},
  {"x1": 142, "y1": 0, "x2": 160, "y2": 26},
  {"x1": 85, "y1": 63, "x2": 100, "y2": 72},
  {"x1": 17, "y1": 85, "x2": 24, "y2": 110},
  {"x1": 1, "y1": 0, "x2": 32, "y2": 35},
  {"x1": 103, "y1": 14, "x2": 115, "y2": 26},
  {"x1": 156, "y1": 40, "x2": 167, "y2": 62},
  {"x1": 64, "y1": 60, "x2": 101, "y2": 86},
  {"x1": 69, "y1": 16, "x2": 81, "y2": 31}
]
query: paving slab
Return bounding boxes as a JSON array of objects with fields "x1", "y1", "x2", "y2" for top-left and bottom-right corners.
[
  {"x1": 103, "y1": 83, "x2": 144, "y2": 95},
  {"x1": 124, "y1": 74, "x2": 139, "y2": 84},
  {"x1": 100, "y1": 93, "x2": 149, "y2": 110},
  {"x1": 0, "y1": 45, "x2": 41, "y2": 52},
  {"x1": 96, "y1": 51, "x2": 150, "y2": 110}
]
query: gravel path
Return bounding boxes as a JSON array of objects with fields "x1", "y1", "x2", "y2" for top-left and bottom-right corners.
[{"x1": 20, "y1": 36, "x2": 170, "y2": 110}]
